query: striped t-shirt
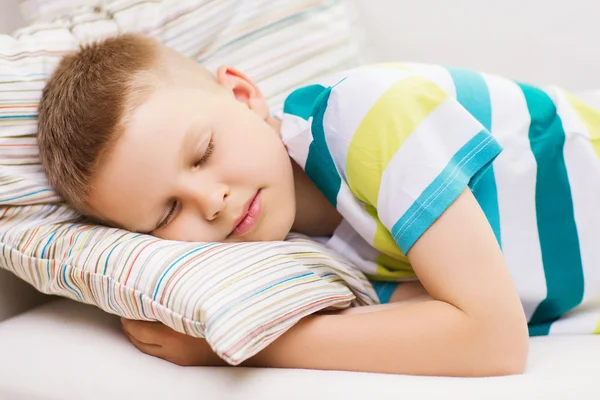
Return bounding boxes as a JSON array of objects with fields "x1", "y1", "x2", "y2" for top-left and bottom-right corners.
[{"x1": 278, "y1": 63, "x2": 600, "y2": 335}]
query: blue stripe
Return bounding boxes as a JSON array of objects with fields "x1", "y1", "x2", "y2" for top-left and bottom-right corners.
[
  {"x1": 42, "y1": 230, "x2": 58, "y2": 281},
  {"x1": 448, "y1": 67, "x2": 502, "y2": 247},
  {"x1": 138, "y1": 292, "x2": 149, "y2": 319},
  {"x1": 67, "y1": 231, "x2": 83, "y2": 258},
  {"x1": 372, "y1": 281, "x2": 399, "y2": 304},
  {"x1": 0, "y1": 115, "x2": 37, "y2": 119},
  {"x1": 528, "y1": 320, "x2": 557, "y2": 337},
  {"x1": 152, "y1": 243, "x2": 215, "y2": 300},
  {"x1": 61, "y1": 264, "x2": 83, "y2": 301},
  {"x1": 447, "y1": 68, "x2": 492, "y2": 130},
  {"x1": 284, "y1": 83, "x2": 346, "y2": 207},
  {"x1": 283, "y1": 84, "x2": 327, "y2": 121},
  {"x1": 305, "y1": 88, "x2": 343, "y2": 206},
  {"x1": 41, "y1": 230, "x2": 57, "y2": 259},
  {"x1": 519, "y1": 83, "x2": 584, "y2": 333},
  {"x1": 0, "y1": 189, "x2": 50, "y2": 203},
  {"x1": 391, "y1": 130, "x2": 502, "y2": 253},
  {"x1": 103, "y1": 243, "x2": 120, "y2": 275},
  {"x1": 207, "y1": 272, "x2": 316, "y2": 329}
]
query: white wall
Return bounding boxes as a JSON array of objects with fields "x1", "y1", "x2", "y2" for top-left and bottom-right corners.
[
  {"x1": 351, "y1": 0, "x2": 600, "y2": 90},
  {"x1": 1, "y1": 0, "x2": 600, "y2": 89}
]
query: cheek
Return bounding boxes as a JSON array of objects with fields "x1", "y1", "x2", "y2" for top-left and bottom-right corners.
[
  {"x1": 223, "y1": 128, "x2": 288, "y2": 177},
  {"x1": 155, "y1": 212, "x2": 214, "y2": 242}
]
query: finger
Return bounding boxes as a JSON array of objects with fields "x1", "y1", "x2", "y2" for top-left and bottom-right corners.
[
  {"x1": 124, "y1": 330, "x2": 199, "y2": 366},
  {"x1": 124, "y1": 330, "x2": 165, "y2": 358},
  {"x1": 121, "y1": 318, "x2": 172, "y2": 345}
]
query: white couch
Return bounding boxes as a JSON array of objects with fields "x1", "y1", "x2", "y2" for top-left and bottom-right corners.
[{"x1": 1, "y1": 0, "x2": 600, "y2": 399}]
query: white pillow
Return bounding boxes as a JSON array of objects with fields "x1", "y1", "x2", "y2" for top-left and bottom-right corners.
[
  {"x1": 0, "y1": 0, "x2": 377, "y2": 365},
  {"x1": 20, "y1": 0, "x2": 104, "y2": 23}
]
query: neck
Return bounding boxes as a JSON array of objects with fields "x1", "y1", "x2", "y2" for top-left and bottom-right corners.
[
  {"x1": 289, "y1": 159, "x2": 342, "y2": 237},
  {"x1": 266, "y1": 115, "x2": 281, "y2": 134},
  {"x1": 267, "y1": 114, "x2": 341, "y2": 237}
]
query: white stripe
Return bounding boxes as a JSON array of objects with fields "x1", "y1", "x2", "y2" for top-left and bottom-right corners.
[
  {"x1": 401, "y1": 63, "x2": 457, "y2": 98},
  {"x1": 322, "y1": 67, "x2": 413, "y2": 182},
  {"x1": 484, "y1": 74, "x2": 546, "y2": 321},
  {"x1": 280, "y1": 114, "x2": 312, "y2": 167},
  {"x1": 326, "y1": 218, "x2": 380, "y2": 276},
  {"x1": 0, "y1": 82, "x2": 46, "y2": 96},
  {"x1": 277, "y1": 66, "x2": 370, "y2": 252},
  {"x1": 378, "y1": 96, "x2": 484, "y2": 229},
  {"x1": 335, "y1": 182, "x2": 379, "y2": 244},
  {"x1": 550, "y1": 87, "x2": 600, "y2": 306},
  {"x1": 548, "y1": 298, "x2": 600, "y2": 334}
]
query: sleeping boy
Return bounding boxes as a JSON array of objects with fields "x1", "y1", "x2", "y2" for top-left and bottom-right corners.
[{"x1": 36, "y1": 34, "x2": 600, "y2": 376}]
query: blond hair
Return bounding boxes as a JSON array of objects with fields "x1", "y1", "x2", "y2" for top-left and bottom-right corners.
[{"x1": 37, "y1": 34, "x2": 161, "y2": 212}]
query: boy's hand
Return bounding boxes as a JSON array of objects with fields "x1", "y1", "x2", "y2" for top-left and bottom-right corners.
[
  {"x1": 120, "y1": 281, "x2": 430, "y2": 368},
  {"x1": 120, "y1": 318, "x2": 227, "y2": 367}
]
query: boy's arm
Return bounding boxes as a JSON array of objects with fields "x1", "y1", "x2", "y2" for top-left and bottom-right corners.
[
  {"x1": 245, "y1": 189, "x2": 529, "y2": 376},
  {"x1": 121, "y1": 190, "x2": 528, "y2": 375}
]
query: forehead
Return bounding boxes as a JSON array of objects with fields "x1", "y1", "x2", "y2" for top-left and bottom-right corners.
[{"x1": 87, "y1": 86, "x2": 201, "y2": 231}]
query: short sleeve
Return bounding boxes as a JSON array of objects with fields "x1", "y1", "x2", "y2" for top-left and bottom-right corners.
[{"x1": 321, "y1": 67, "x2": 503, "y2": 254}]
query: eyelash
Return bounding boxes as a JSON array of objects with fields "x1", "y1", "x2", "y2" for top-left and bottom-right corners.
[
  {"x1": 156, "y1": 201, "x2": 180, "y2": 231},
  {"x1": 194, "y1": 136, "x2": 215, "y2": 168}
]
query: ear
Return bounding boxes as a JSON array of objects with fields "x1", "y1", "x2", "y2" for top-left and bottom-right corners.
[{"x1": 216, "y1": 66, "x2": 270, "y2": 120}]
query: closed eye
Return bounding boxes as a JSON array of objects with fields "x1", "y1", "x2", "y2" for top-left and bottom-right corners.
[
  {"x1": 194, "y1": 136, "x2": 214, "y2": 168},
  {"x1": 155, "y1": 200, "x2": 180, "y2": 231}
]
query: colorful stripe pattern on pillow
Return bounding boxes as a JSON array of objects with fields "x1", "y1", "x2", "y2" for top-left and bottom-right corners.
[
  {"x1": 19, "y1": 0, "x2": 104, "y2": 23},
  {"x1": 0, "y1": 0, "x2": 377, "y2": 366}
]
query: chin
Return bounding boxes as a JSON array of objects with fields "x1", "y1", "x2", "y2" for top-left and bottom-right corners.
[
  {"x1": 256, "y1": 222, "x2": 293, "y2": 242},
  {"x1": 258, "y1": 229, "x2": 289, "y2": 242}
]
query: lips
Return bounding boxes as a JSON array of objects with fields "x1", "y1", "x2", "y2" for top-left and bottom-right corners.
[{"x1": 231, "y1": 191, "x2": 262, "y2": 237}]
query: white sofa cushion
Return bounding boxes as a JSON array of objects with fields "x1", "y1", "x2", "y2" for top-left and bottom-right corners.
[{"x1": 0, "y1": 298, "x2": 598, "y2": 400}]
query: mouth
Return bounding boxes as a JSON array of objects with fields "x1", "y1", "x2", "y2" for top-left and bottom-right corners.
[{"x1": 230, "y1": 190, "x2": 262, "y2": 238}]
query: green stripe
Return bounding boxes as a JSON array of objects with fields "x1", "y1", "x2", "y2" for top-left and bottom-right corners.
[
  {"x1": 528, "y1": 320, "x2": 556, "y2": 337},
  {"x1": 519, "y1": 83, "x2": 584, "y2": 334},
  {"x1": 448, "y1": 67, "x2": 502, "y2": 247},
  {"x1": 283, "y1": 84, "x2": 327, "y2": 120},
  {"x1": 392, "y1": 131, "x2": 502, "y2": 252},
  {"x1": 283, "y1": 84, "x2": 342, "y2": 206},
  {"x1": 305, "y1": 88, "x2": 342, "y2": 207}
]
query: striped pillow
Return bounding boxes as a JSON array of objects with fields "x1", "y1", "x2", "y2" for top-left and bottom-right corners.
[
  {"x1": 19, "y1": 0, "x2": 104, "y2": 23},
  {"x1": 0, "y1": 0, "x2": 378, "y2": 365}
]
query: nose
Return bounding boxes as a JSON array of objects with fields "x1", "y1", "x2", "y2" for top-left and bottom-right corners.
[{"x1": 182, "y1": 180, "x2": 229, "y2": 221}]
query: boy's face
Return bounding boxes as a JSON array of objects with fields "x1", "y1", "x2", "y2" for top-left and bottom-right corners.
[{"x1": 87, "y1": 62, "x2": 296, "y2": 243}]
